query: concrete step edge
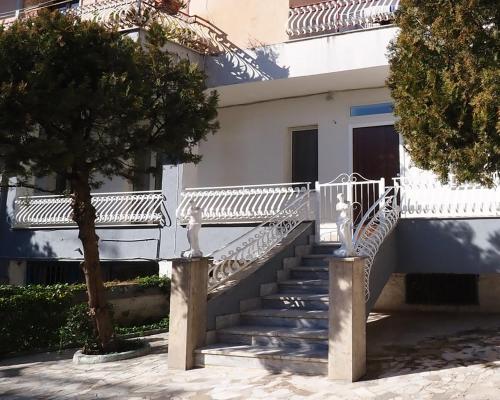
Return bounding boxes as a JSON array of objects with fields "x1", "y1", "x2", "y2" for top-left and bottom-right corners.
[
  {"x1": 195, "y1": 344, "x2": 328, "y2": 363},
  {"x1": 241, "y1": 309, "x2": 328, "y2": 319},
  {"x1": 218, "y1": 326, "x2": 328, "y2": 340}
]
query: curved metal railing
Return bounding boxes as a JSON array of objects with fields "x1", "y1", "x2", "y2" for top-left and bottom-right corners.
[
  {"x1": 315, "y1": 173, "x2": 385, "y2": 241},
  {"x1": 14, "y1": 190, "x2": 164, "y2": 228},
  {"x1": 353, "y1": 185, "x2": 400, "y2": 301},
  {"x1": 177, "y1": 183, "x2": 310, "y2": 224},
  {"x1": 287, "y1": 0, "x2": 399, "y2": 39},
  {"x1": 207, "y1": 190, "x2": 312, "y2": 291}
]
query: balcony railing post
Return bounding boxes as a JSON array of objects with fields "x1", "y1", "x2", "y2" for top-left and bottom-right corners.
[
  {"x1": 378, "y1": 177, "x2": 385, "y2": 209},
  {"x1": 314, "y1": 181, "x2": 321, "y2": 243}
]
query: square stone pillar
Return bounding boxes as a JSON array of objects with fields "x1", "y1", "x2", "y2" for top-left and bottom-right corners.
[
  {"x1": 168, "y1": 257, "x2": 209, "y2": 370},
  {"x1": 328, "y1": 256, "x2": 366, "y2": 382}
]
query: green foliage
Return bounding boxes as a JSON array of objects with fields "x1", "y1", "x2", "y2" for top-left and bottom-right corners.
[
  {"x1": 0, "y1": 275, "x2": 170, "y2": 355},
  {"x1": 134, "y1": 275, "x2": 171, "y2": 294},
  {"x1": 58, "y1": 303, "x2": 99, "y2": 352},
  {"x1": 115, "y1": 317, "x2": 169, "y2": 336},
  {"x1": 0, "y1": 9, "x2": 219, "y2": 188},
  {"x1": 0, "y1": 284, "x2": 83, "y2": 354},
  {"x1": 0, "y1": 10, "x2": 217, "y2": 351},
  {"x1": 387, "y1": 0, "x2": 499, "y2": 184}
]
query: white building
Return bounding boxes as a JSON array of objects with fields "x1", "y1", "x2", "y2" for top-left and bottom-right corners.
[{"x1": 1, "y1": 0, "x2": 499, "y2": 376}]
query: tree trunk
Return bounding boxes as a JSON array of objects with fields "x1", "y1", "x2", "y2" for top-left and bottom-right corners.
[{"x1": 71, "y1": 170, "x2": 114, "y2": 352}]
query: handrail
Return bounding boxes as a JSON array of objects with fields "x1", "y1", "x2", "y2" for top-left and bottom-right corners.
[
  {"x1": 394, "y1": 176, "x2": 500, "y2": 218},
  {"x1": 352, "y1": 185, "x2": 392, "y2": 240},
  {"x1": 207, "y1": 190, "x2": 312, "y2": 291},
  {"x1": 353, "y1": 185, "x2": 400, "y2": 301},
  {"x1": 177, "y1": 182, "x2": 311, "y2": 224},
  {"x1": 13, "y1": 190, "x2": 164, "y2": 228},
  {"x1": 287, "y1": 0, "x2": 400, "y2": 39},
  {"x1": 183, "y1": 182, "x2": 311, "y2": 191}
]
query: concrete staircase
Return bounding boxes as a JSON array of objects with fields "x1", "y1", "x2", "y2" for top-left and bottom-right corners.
[{"x1": 195, "y1": 239, "x2": 339, "y2": 375}]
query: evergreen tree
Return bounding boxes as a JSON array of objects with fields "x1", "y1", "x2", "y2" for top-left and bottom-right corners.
[
  {"x1": 388, "y1": 0, "x2": 499, "y2": 184},
  {"x1": 0, "y1": 10, "x2": 218, "y2": 352}
]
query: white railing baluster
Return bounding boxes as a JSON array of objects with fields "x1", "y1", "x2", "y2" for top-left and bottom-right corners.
[
  {"x1": 353, "y1": 186, "x2": 400, "y2": 302},
  {"x1": 394, "y1": 176, "x2": 499, "y2": 218},
  {"x1": 13, "y1": 191, "x2": 164, "y2": 228},
  {"x1": 208, "y1": 191, "x2": 312, "y2": 291},
  {"x1": 177, "y1": 183, "x2": 310, "y2": 224},
  {"x1": 1, "y1": 0, "x2": 222, "y2": 55},
  {"x1": 316, "y1": 173, "x2": 383, "y2": 242},
  {"x1": 287, "y1": 0, "x2": 399, "y2": 39}
]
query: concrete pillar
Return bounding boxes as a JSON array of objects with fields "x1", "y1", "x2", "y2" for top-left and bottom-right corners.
[
  {"x1": 158, "y1": 260, "x2": 173, "y2": 279},
  {"x1": 8, "y1": 260, "x2": 27, "y2": 286},
  {"x1": 168, "y1": 257, "x2": 209, "y2": 370},
  {"x1": 328, "y1": 256, "x2": 366, "y2": 382}
]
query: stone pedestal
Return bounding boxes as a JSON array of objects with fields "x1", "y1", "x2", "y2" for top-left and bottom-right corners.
[
  {"x1": 328, "y1": 256, "x2": 366, "y2": 382},
  {"x1": 168, "y1": 257, "x2": 209, "y2": 370}
]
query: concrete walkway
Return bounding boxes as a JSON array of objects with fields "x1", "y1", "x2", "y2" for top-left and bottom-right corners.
[{"x1": 1, "y1": 312, "x2": 500, "y2": 399}]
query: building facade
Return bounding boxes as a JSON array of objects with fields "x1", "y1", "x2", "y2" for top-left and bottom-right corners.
[{"x1": 1, "y1": 0, "x2": 499, "y2": 314}]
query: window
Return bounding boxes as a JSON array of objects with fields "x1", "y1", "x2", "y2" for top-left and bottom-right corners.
[
  {"x1": 350, "y1": 102, "x2": 394, "y2": 117},
  {"x1": 51, "y1": 0, "x2": 80, "y2": 12},
  {"x1": 405, "y1": 274, "x2": 479, "y2": 305}
]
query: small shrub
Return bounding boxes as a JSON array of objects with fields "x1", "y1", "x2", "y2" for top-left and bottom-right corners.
[
  {"x1": 134, "y1": 275, "x2": 171, "y2": 294},
  {"x1": 0, "y1": 275, "x2": 170, "y2": 355},
  {"x1": 115, "y1": 317, "x2": 169, "y2": 336},
  {"x1": 58, "y1": 304, "x2": 99, "y2": 352},
  {"x1": 0, "y1": 284, "x2": 83, "y2": 354}
]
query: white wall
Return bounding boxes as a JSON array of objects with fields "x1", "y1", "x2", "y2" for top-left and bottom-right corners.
[{"x1": 185, "y1": 87, "x2": 401, "y2": 188}]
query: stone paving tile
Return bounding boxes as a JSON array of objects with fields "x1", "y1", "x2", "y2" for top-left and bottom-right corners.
[{"x1": 1, "y1": 318, "x2": 500, "y2": 399}]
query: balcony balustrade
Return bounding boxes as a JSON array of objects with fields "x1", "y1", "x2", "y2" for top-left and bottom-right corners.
[
  {"x1": 13, "y1": 190, "x2": 164, "y2": 228},
  {"x1": 0, "y1": 0, "x2": 221, "y2": 54},
  {"x1": 176, "y1": 183, "x2": 311, "y2": 224},
  {"x1": 287, "y1": 0, "x2": 400, "y2": 39},
  {"x1": 394, "y1": 176, "x2": 500, "y2": 218}
]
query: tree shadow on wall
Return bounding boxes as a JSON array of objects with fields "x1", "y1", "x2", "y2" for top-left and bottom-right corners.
[
  {"x1": 0, "y1": 184, "x2": 57, "y2": 283},
  {"x1": 397, "y1": 219, "x2": 500, "y2": 275},
  {"x1": 196, "y1": 16, "x2": 290, "y2": 86}
]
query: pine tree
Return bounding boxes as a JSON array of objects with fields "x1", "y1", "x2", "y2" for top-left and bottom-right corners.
[
  {"x1": 0, "y1": 10, "x2": 218, "y2": 352},
  {"x1": 388, "y1": 0, "x2": 499, "y2": 184}
]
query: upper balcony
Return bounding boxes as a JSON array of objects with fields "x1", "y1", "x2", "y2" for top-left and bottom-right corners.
[
  {"x1": 287, "y1": 0, "x2": 399, "y2": 40},
  {"x1": 0, "y1": 0, "x2": 224, "y2": 59}
]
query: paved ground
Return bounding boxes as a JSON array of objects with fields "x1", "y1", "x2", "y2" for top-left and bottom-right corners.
[{"x1": 1, "y1": 312, "x2": 500, "y2": 399}]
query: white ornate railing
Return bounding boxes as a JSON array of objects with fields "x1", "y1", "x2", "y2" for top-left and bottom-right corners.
[
  {"x1": 208, "y1": 191, "x2": 312, "y2": 291},
  {"x1": 74, "y1": 0, "x2": 138, "y2": 29},
  {"x1": 395, "y1": 177, "x2": 500, "y2": 218},
  {"x1": 353, "y1": 186, "x2": 400, "y2": 301},
  {"x1": 0, "y1": 0, "x2": 221, "y2": 54},
  {"x1": 14, "y1": 190, "x2": 164, "y2": 228},
  {"x1": 315, "y1": 173, "x2": 385, "y2": 241},
  {"x1": 177, "y1": 183, "x2": 311, "y2": 224},
  {"x1": 287, "y1": 0, "x2": 400, "y2": 38}
]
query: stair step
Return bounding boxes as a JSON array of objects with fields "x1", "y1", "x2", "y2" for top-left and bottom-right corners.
[
  {"x1": 241, "y1": 309, "x2": 328, "y2": 329},
  {"x1": 279, "y1": 279, "x2": 328, "y2": 286},
  {"x1": 301, "y1": 254, "x2": 330, "y2": 266},
  {"x1": 217, "y1": 325, "x2": 328, "y2": 351},
  {"x1": 218, "y1": 325, "x2": 328, "y2": 339},
  {"x1": 312, "y1": 243, "x2": 340, "y2": 254},
  {"x1": 279, "y1": 279, "x2": 329, "y2": 294},
  {"x1": 291, "y1": 266, "x2": 329, "y2": 272},
  {"x1": 242, "y1": 309, "x2": 328, "y2": 319},
  {"x1": 262, "y1": 293, "x2": 329, "y2": 310},
  {"x1": 195, "y1": 344, "x2": 327, "y2": 375},
  {"x1": 290, "y1": 267, "x2": 329, "y2": 280}
]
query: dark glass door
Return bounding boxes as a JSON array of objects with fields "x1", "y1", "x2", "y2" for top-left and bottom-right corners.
[
  {"x1": 292, "y1": 128, "x2": 318, "y2": 186},
  {"x1": 352, "y1": 125, "x2": 400, "y2": 220}
]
